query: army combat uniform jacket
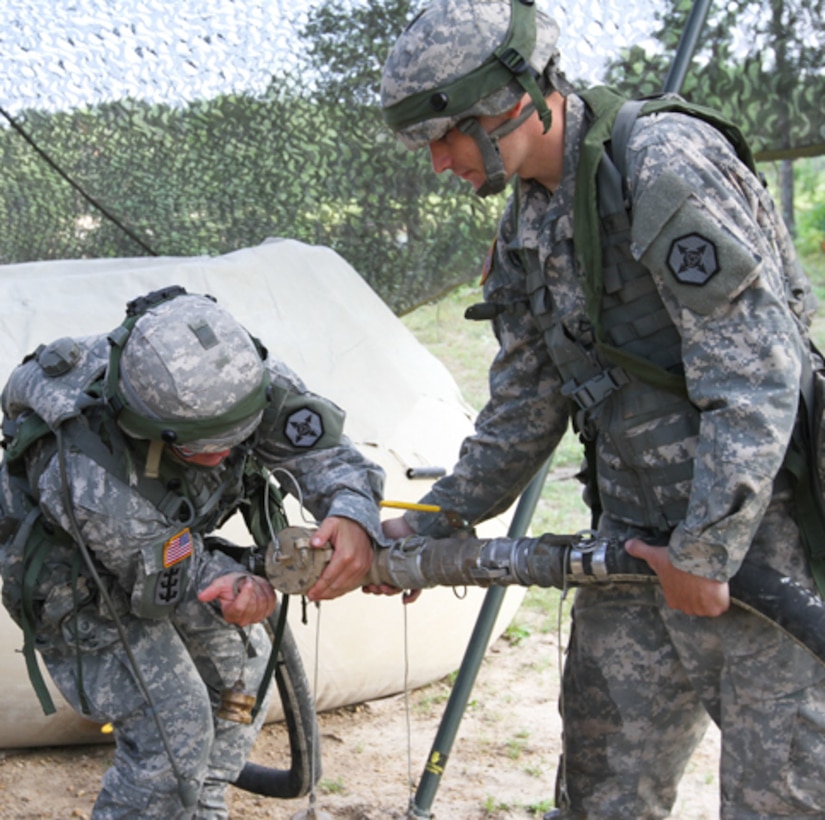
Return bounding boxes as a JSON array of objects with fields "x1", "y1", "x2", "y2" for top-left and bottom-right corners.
[
  {"x1": 0, "y1": 334, "x2": 384, "y2": 644},
  {"x1": 408, "y1": 93, "x2": 815, "y2": 585},
  {"x1": 405, "y1": 94, "x2": 825, "y2": 818}
]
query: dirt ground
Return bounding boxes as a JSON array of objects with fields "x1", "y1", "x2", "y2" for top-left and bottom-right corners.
[{"x1": 0, "y1": 599, "x2": 721, "y2": 820}]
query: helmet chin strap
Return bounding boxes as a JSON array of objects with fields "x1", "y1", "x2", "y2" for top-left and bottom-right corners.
[
  {"x1": 457, "y1": 118, "x2": 506, "y2": 198},
  {"x1": 457, "y1": 101, "x2": 548, "y2": 198}
]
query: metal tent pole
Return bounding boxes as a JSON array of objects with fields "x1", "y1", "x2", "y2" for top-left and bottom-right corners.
[
  {"x1": 407, "y1": 460, "x2": 551, "y2": 818},
  {"x1": 663, "y1": 0, "x2": 714, "y2": 94}
]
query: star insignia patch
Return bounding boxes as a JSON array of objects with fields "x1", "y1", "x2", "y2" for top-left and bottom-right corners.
[
  {"x1": 667, "y1": 233, "x2": 719, "y2": 285},
  {"x1": 285, "y1": 407, "x2": 324, "y2": 448}
]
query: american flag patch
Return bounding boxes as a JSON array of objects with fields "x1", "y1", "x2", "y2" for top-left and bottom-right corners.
[{"x1": 164, "y1": 529, "x2": 193, "y2": 568}]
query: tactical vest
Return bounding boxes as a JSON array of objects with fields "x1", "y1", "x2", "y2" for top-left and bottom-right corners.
[
  {"x1": 500, "y1": 88, "x2": 780, "y2": 533},
  {"x1": 509, "y1": 89, "x2": 743, "y2": 531},
  {"x1": 496, "y1": 87, "x2": 825, "y2": 592}
]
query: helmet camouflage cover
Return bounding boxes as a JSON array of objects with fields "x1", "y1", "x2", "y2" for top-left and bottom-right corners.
[
  {"x1": 381, "y1": 0, "x2": 561, "y2": 149},
  {"x1": 111, "y1": 291, "x2": 269, "y2": 452}
]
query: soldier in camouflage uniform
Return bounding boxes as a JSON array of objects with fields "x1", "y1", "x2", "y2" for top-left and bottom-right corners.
[
  {"x1": 0, "y1": 289, "x2": 384, "y2": 818},
  {"x1": 377, "y1": 0, "x2": 825, "y2": 817}
]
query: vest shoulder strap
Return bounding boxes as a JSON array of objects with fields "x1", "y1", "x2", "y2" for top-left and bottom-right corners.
[
  {"x1": 574, "y1": 87, "x2": 755, "y2": 395},
  {"x1": 577, "y1": 90, "x2": 825, "y2": 595}
]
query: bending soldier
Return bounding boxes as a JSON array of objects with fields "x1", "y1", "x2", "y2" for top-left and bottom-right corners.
[{"x1": 0, "y1": 288, "x2": 384, "y2": 818}]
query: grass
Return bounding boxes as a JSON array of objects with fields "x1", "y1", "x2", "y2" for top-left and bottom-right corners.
[
  {"x1": 527, "y1": 799, "x2": 554, "y2": 815},
  {"x1": 481, "y1": 794, "x2": 512, "y2": 815},
  {"x1": 502, "y1": 621, "x2": 533, "y2": 646},
  {"x1": 401, "y1": 282, "x2": 499, "y2": 412},
  {"x1": 318, "y1": 776, "x2": 345, "y2": 795},
  {"x1": 504, "y1": 729, "x2": 531, "y2": 760}
]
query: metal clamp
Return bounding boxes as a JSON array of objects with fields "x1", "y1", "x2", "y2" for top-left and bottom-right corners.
[{"x1": 264, "y1": 526, "x2": 333, "y2": 595}]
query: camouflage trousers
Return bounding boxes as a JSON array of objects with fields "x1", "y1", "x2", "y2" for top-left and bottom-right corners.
[
  {"x1": 43, "y1": 588, "x2": 273, "y2": 819},
  {"x1": 557, "y1": 504, "x2": 825, "y2": 819}
]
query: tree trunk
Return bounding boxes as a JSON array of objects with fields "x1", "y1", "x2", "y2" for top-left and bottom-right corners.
[{"x1": 779, "y1": 158, "x2": 795, "y2": 238}]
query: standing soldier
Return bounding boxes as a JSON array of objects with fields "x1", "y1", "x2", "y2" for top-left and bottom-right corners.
[{"x1": 377, "y1": 0, "x2": 825, "y2": 816}]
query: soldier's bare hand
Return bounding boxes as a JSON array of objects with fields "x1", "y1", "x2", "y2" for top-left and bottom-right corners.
[
  {"x1": 199, "y1": 573, "x2": 277, "y2": 625},
  {"x1": 625, "y1": 539, "x2": 730, "y2": 617}
]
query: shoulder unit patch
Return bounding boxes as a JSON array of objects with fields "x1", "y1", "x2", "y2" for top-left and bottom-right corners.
[
  {"x1": 667, "y1": 233, "x2": 719, "y2": 286},
  {"x1": 285, "y1": 407, "x2": 324, "y2": 448}
]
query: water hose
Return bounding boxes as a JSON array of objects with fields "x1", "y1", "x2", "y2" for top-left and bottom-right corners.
[
  {"x1": 232, "y1": 602, "x2": 321, "y2": 798},
  {"x1": 262, "y1": 526, "x2": 825, "y2": 670},
  {"x1": 362, "y1": 530, "x2": 825, "y2": 668}
]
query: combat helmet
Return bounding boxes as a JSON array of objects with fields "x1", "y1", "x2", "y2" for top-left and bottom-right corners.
[
  {"x1": 104, "y1": 286, "x2": 270, "y2": 473},
  {"x1": 381, "y1": 0, "x2": 567, "y2": 196}
]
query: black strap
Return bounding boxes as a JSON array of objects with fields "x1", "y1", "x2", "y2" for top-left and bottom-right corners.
[
  {"x1": 18, "y1": 509, "x2": 57, "y2": 715},
  {"x1": 251, "y1": 595, "x2": 290, "y2": 720},
  {"x1": 608, "y1": 98, "x2": 646, "y2": 184},
  {"x1": 782, "y1": 342, "x2": 825, "y2": 596},
  {"x1": 70, "y1": 549, "x2": 92, "y2": 715}
]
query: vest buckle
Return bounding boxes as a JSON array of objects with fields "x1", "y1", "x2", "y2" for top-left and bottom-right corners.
[{"x1": 561, "y1": 366, "x2": 629, "y2": 411}]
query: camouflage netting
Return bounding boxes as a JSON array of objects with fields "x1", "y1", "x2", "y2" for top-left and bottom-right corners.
[{"x1": 1, "y1": 0, "x2": 823, "y2": 313}]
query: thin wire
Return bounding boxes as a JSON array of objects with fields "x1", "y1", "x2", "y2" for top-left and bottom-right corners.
[
  {"x1": 0, "y1": 104, "x2": 159, "y2": 257},
  {"x1": 403, "y1": 596, "x2": 415, "y2": 808},
  {"x1": 307, "y1": 602, "x2": 323, "y2": 814},
  {"x1": 263, "y1": 468, "x2": 280, "y2": 544},
  {"x1": 555, "y1": 563, "x2": 571, "y2": 811},
  {"x1": 267, "y1": 466, "x2": 318, "y2": 528}
]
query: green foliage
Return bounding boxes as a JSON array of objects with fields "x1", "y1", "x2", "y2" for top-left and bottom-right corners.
[
  {"x1": 301, "y1": 0, "x2": 418, "y2": 108},
  {"x1": 603, "y1": 0, "x2": 825, "y2": 161},
  {"x1": 4, "y1": 0, "x2": 824, "y2": 316},
  {"x1": 802, "y1": 253, "x2": 825, "y2": 347},
  {"x1": 797, "y1": 204, "x2": 825, "y2": 256},
  {"x1": 0, "y1": 0, "x2": 501, "y2": 315},
  {"x1": 791, "y1": 157, "x2": 825, "y2": 255}
]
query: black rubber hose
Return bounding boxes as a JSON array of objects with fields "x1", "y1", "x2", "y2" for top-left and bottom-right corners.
[
  {"x1": 728, "y1": 560, "x2": 825, "y2": 662},
  {"x1": 232, "y1": 611, "x2": 321, "y2": 798},
  {"x1": 371, "y1": 532, "x2": 825, "y2": 670},
  {"x1": 565, "y1": 540, "x2": 825, "y2": 669}
]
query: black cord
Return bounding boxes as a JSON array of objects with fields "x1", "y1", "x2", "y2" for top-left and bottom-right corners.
[
  {"x1": 55, "y1": 427, "x2": 197, "y2": 808},
  {"x1": 0, "y1": 103, "x2": 159, "y2": 257}
]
